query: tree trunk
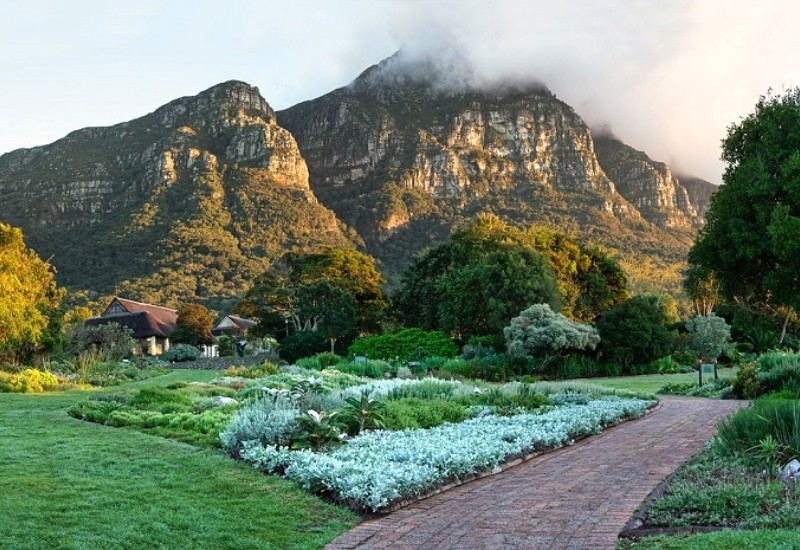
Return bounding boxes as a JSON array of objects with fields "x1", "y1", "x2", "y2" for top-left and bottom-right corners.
[
  {"x1": 330, "y1": 337, "x2": 337, "y2": 354},
  {"x1": 780, "y1": 311, "x2": 790, "y2": 347}
]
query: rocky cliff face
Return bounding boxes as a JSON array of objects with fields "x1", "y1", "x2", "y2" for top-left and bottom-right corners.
[
  {"x1": 279, "y1": 53, "x2": 715, "y2": 277},
  {"x1": 592, "y1": 133, "x2": 715, "y2": 229},
  {"x1": 0, "y1": 81, "x2": 356, "y2": 307},
  {"x1": 0, "y1": 56, "x2": 718, "y2": 304}
]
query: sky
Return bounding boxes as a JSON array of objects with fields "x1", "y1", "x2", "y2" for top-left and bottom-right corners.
[{"x1": 2, "y1": 0, "x2": 799, "y2": 184}]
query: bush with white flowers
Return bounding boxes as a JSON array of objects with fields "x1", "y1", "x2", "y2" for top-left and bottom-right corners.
[{"x1": 240, "y1": 397, "x2": 652, "y2": 511}]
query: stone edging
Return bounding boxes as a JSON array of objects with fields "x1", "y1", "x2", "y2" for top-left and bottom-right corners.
[{"x1": 370, "y1": 400, "x2": 661, "y2": 517}]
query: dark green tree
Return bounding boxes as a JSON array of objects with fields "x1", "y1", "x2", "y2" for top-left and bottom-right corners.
[
  {"x1": 171, "y1": 303, "x2": 214, "y2": 346},
  {"x1": 688, "y1": 89, "x2": 800, "y2": 342},
  {"x1": 239, "y1": 248, "x2": 388, "y2": 338},
  {"x1": 596, "y1": 295, "x2": 677, "y2": 369},
  {"x1": 395, "y1": 215, "x2": 626, "y2": 340},
  {"x1": 0, "y1": 222, "x2": 64, "y2": 362},
  {"x1": 294, "y1": 281, "x2": 357, "y2": 353}
]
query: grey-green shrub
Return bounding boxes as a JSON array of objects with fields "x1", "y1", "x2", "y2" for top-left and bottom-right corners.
[{"x1": 220, "y1": 395, "x2": 300, "y2": 452}]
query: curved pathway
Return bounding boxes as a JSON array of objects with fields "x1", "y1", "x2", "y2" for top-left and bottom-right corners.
[{"x1": 327, "y1": 397, "x2": 746, "y2": 550}]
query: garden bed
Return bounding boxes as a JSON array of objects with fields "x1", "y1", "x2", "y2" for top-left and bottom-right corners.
[{"x1": 619, "y1": 395, "x2": 800, "y2": 548}]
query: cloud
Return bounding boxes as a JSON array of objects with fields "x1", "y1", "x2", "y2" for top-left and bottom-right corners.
[{"x1": 374, "y1": 0, "x2": 800, "y2": 183}]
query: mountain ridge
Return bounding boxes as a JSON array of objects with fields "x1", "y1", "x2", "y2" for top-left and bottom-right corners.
[{"x1": 0, "y1": 57, "x2": 716, "y2": 307}]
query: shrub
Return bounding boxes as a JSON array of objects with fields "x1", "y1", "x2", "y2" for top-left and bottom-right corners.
[
  {"x1": 716, "y1": 399, "x2": 800, "y2": 466},
  {"x1": 217, "y1": 335, "x2": 235, "y2": 357},
  {"x1": 68, "y1": 323, "x2": 137, "y2": 360},
  {"x1": 224, "y1": 362, "x2": 279, "y2": 378},
  {"x1": 334, "y1": 360, "x2": 393, "y2": 379},
  {"x1": 336, "y1": 392, "x2": 387, "y2": 435},
  {"x1": 504, "y1": 304, "x2": 599, "y2": 368},
  {"x1": 348, "y1": 329, "x2": 458, "y2": 362},
  {"x1": 0, "y1": 368, "x2": 63, "y2": 393},
  {"x1": 220, "y1": 394, "x2": 301, "y2": 452},
  {"x1": 732, "y1": 362, "x2": 761, "y2": 399},
  {"x1": 382, "y1": 398, "x2": 468, "y2": 430},
  {"x1": 280, "y1": 331, "x2": 328, "y2": 364},
  {"x1": 312, "y1": 352, "x2": 343, "y2": 368},
  {"x1": 295, "y1": 357, "x2": 322, "y2": 370},
  {"x1": 652, "y1": 356, "x2": 682, "y2": 374},
  {"x1": 291, "y1": 410, "x2": 344, "y2": 451},
  {"x1": 130, "y1": 388, "x2": 194, "y2": 413},
  {"x1": 596, "y1": 295, "x2": 677, "y2": 370},
  {"x1": 551, "y1": 355, "x2": 604, "y2": 379},
  {"x1": 162, "y1": 344, "x2": 200, "y2": 363}
]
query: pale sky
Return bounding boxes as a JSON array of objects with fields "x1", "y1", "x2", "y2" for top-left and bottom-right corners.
[{"x1": 2, "y1": 0, "x2": 799, "y2": 183}]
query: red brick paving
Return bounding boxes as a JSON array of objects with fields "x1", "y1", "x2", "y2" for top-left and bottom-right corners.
[{"x1": 326, "y1": 396, "x2": 746, "y2": 550}]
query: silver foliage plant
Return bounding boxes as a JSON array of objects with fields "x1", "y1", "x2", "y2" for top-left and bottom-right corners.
[
  {"x1": 504, "y1": 304, "x2": 600, "y2": 367},
  {"x1": 220, "y1": 393, "x2": 301, "y2": 452}
]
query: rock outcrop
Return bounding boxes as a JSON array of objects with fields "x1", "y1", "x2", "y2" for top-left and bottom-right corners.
[
  {"x1": 0, "y1": 54, "x2": 717, "y2": 304},
  {"x1": 0, "y1": 81, "x2": 355, "y2": 307}
]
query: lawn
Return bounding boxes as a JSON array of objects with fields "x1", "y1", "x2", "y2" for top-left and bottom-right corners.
[
  {"x1": 619, "y1": 528, "x2": 800, "y2": 549},
  {"x1": 578, "y1": 367, "x2": 739, "y2": 395},
  {"x1": 0, "y1": 370, "x2": 357, "y2": 549}
]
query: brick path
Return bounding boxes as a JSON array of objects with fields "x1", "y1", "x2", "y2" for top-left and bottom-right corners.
[{"x1": 327, "y1": 396, "x2": 746, "y2": 550}]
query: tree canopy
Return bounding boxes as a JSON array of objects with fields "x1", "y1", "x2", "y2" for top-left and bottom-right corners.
[
  {"x1": 238, "y1": 248, "x2": 387, "y2": 340},
  {"x1": 688, "y1": 89, "x2": 800, "y2": 312},
  {"x1": 172, "y1": 303, "x2": 214, "y2": 347},
  {"x1": 0, "y1": 222, "x2": 63, "y2": 362},
  {"x1": 596, "y1": 295, "x2": 676, "y2": 368},
  {"x1": 394, "y1": 215, "x2": 627, "y2": 341},
  {"x1": 504, "y1": 304, "x2": 600, "y2": 367}
]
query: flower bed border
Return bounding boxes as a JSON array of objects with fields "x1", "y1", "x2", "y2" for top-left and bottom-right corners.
[{"x1": 365, "y1": 400, "x2": 661, "y2": 516}]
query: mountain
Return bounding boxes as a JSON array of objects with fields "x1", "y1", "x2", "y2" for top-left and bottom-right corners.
[
  {"x1": 278, "y1": 53, "x2": 715, "y2": 289},
  {"x1": 0, "y1": 81, "x2": 358, "y2": 308},
  {"x1": 0, "y1": 53, "x2": 716, "y2": 307}
]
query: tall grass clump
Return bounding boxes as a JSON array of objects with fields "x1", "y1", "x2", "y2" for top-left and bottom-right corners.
[{"x1": 716, "y1": 399, "x2": 800, "y2": 465}]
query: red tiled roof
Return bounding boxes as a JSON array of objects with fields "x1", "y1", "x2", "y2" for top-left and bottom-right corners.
[{"x1": 92, "y1": 297, "x2": 178, "y2": 338}]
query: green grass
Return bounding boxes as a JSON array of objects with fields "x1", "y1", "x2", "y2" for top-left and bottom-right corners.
[
  {"x1": 0, "y1": 370, "x2": 357, "y2": 549},
  {"x1": 620, "y1": 529, "x2": 800, "y2": 549},
  {"x1": 577, "y1": 367, "x2": 739, "y2": 395}
]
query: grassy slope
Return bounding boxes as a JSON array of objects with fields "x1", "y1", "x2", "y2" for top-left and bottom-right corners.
[
  {"x1": 0, "y1": 370, "x2": 357, "y2": 550},
  {"x1": 577, "y1": 367, "x2": 739, "y2": 395}
]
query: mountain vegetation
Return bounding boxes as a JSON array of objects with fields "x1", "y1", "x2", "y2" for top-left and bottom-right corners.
[{"x1": 0, "y1": 53, "x2": 717, "y2": 313}]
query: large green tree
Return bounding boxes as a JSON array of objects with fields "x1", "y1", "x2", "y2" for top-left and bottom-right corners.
[
  {"x1": 239, "y1": 248, "x2": 387, "y2": 339},
  {"x1": 0, "y1": 222, "x2": 63, "y2": 362},
  {"x1": 394, "y1": 215, "x2": 627, "y2": 341},
  {"x1": 689, "y1": 89, "x2": 800, "y2": 331}
]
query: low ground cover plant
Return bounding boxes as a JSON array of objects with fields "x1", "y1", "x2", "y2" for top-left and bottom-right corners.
[
  {"x1": 69, "y1": 382, "x2": 241, "y2": 446},
  {"x1": 240, "y1": 397, "x2": 652, "y2": 511}
]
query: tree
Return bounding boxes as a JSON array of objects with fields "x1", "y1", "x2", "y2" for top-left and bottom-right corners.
[
  {"x1": 68, "y1": 322, "x2": 137, "y2": 360},
  {"x1": 683, "y1": 265, "x2": 720, "y2": 317},
  {"x1": 239, "y1": 248, "x2": 388, "y2": 338},
  {"x1": 294, "y1": 281, "x2": 356, "y2": 353},
  {"x1": 171, "y1": 303, "x2": 214, "y2": 346},
  {"x1": 685, "y1": 314, "x2": 731, "y2": 363},
  {"x1": 688, "y1": 89, "x2": 800, "y2": 343},
  {"x1": 0, "y1": 222, "x2": 63, "y2": 362},
  {"x1": 596, "y1": 295, "x2": 677, "y2": 368},
  {"x1": 504, "y1": 304, "x2": 600, "y2": 368},
  {"x1": 394, "y1": 216, "x2": 627, "y2": 341}
]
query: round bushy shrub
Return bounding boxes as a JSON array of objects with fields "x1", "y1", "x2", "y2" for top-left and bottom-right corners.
[
  {"x1": 280, "y1": 331, "x2": 328, "y2": 364},
  {"x1": 162, "y1": 344, "x2": 200, "y2": 362}
]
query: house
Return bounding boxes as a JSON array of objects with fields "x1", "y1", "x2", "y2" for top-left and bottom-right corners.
[
  {"x1": 211, "y1": 315, "x2": 257, "y2": 338},
  {"x1": 84, "y1": 297, "x2": 178, "y2": 355}
]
